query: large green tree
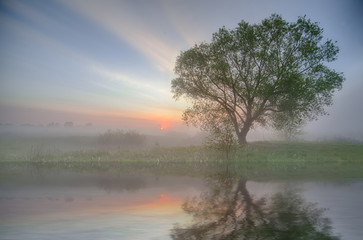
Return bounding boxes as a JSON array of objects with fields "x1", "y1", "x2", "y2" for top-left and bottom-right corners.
[{"x1": 171, "y1": 14, "x2": 344, "y2": 144}]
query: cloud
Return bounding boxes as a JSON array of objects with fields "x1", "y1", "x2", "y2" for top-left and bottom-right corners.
[
  {"x1": 161, "y1": 1, "x2": 215, "y2": 47},
  {"x1": 161, "y1": 0, "x2": 264, "y2": 47},
  {"x1": 91, "y1": 65, "x2": 169, "y2": 97},
  {"x1": 0, "y1": 3, "x2": 95, "y2": 72},
  {"x1": 0, "y1": 3, "x2": 184, "y2": 122},
  {"x1": 91, "y1": 65, "x2": 186, "y2": 117},
  {"x1": 62, "y1": 0, "x2": 180, "y2": 74}
]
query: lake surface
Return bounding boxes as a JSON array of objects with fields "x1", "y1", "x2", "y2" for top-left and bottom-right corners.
[{"x1": 0, "y1": 168, "x2": 362, "y2": 239}]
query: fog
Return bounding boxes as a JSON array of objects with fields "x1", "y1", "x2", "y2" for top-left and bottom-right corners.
[
  {"x1": 1, "y1": 118, "x2": 361, "y2": 163},
  {"x1": 2, "y1": 77, "x2": 362, "y2": 145},
  {"x1": 301, "y1": 71, "x2": 363, "y2": 143},
  {"x1": 0, "y1": 124, "x2": 207, "y2": 160}
]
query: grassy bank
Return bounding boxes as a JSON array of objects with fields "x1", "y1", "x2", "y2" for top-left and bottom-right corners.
[
  {"x1": 1, "y1": 141, "x2": 362, "y2": 181},
  {"x1": 230, "y1": 141, "x2": 363, "y2": 180}
]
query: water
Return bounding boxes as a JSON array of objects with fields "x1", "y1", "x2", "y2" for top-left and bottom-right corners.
[{"x1": 0, "y1": 168, "x2": 362, "y2": 239}]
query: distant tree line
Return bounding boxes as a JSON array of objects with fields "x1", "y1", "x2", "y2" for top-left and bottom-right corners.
[
  {"x1": 97, "y1": 129, "x2": 146, "y2": 148},
  {"x1": 8, "y1": 122, "x2": 94, "y2": 127}
]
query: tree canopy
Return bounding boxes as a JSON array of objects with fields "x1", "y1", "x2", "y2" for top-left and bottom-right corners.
[{"x1": 171, "y1": 14, "x2": 344, "y2": 144}]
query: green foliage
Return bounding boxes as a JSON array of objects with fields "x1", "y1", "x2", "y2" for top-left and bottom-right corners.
[{"x1": 172, "y1": 14, "x2": 344, "y2": 144}]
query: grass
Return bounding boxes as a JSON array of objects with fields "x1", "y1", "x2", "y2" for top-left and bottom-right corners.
[
  {"x1": 229, "y1": 141, "x2": 363, "y2": 180},
  {"x1": 1, "y1": 140, "x2": 362, "y2": 181}
]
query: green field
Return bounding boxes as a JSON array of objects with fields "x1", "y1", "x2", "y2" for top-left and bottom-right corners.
[{"x1": 1, "y1": 139, "x2": 362, "y2": 181}]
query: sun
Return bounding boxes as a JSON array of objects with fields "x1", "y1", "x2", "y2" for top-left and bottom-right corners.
[
  {"x1": 160, "y1": 122, "x2": 169, "y2": 131},
  {"x1": 159, "y1": 194, "x2": 170, "y2": 202}
]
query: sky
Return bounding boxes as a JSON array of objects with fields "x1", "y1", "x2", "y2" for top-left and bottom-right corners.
[{"x1": 0, "y1": 0, "x2": 362, "y2": 139}]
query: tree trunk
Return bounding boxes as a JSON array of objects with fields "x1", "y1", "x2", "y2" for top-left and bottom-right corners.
[
  {"x1": 237, "y1": 122, "x2": 251, "y2": 145},
  {"x1": 238, "y1": 131, "x2": 248, "y2": 145}
]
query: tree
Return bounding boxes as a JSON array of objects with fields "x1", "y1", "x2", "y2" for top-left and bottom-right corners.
[{"x1": 171, "y1": 14, "x2": 344, "y2": 144}]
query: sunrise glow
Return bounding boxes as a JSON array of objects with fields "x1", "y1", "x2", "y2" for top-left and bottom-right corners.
[
  {"x1": 0, "y1": 0, "x2": 362, "y2": 138},
  {"x1": 160, "y1": 123, "x2": 168, "y2": 131},
  {"x1": 127, "y1": 193, "x2": 183, "y2": 217}
]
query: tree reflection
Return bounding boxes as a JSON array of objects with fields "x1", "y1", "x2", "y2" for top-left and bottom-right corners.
[{"x1": 171, "y1": 173, "x2": 340, "y2": 240}]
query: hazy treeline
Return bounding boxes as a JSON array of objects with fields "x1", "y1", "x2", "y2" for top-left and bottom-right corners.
[
  {"x1": 0, "y1": 127, "x2": 207, "y2": 160},
  {"x1": 97, "y1": 129, "x2": 146, "y2": 148},
  {"x1": 96, "y1": 129, "x2": 207, "y2": 149}
]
